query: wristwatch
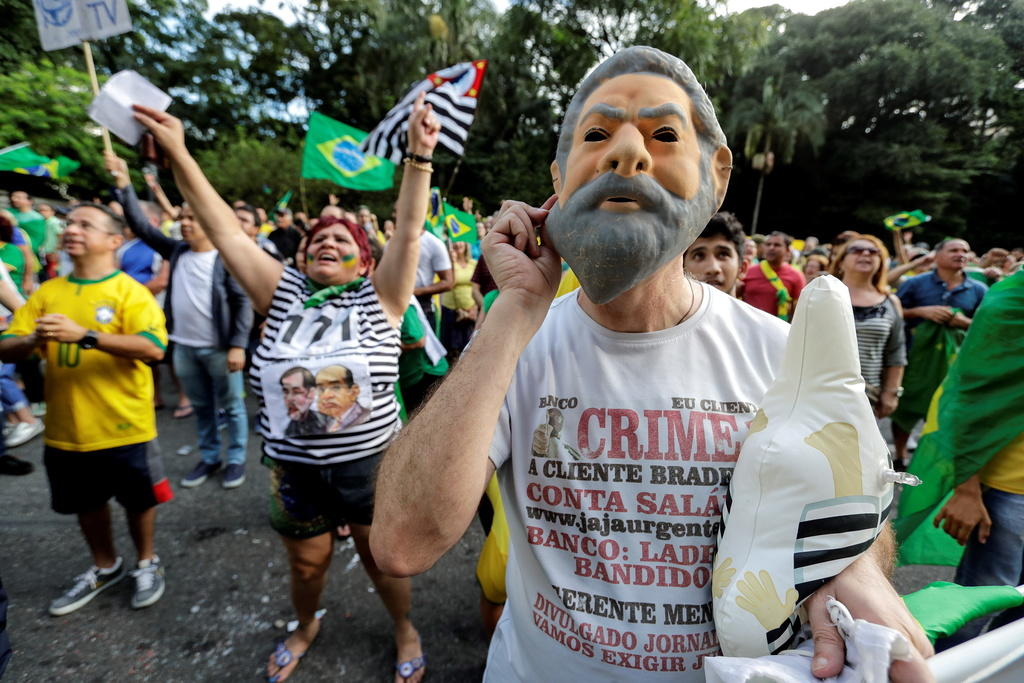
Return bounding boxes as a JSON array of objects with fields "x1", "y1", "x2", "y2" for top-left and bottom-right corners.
[
  {"x1": 883, "y1": 386, "x2": 904, "y2": 398},
  {"x1": 77, "y1": 330, "x2": 99, "y2": 350}
]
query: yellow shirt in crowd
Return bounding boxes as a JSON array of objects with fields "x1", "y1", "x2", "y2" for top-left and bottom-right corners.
[
  {"x1": 2, "y1": 271, "x2": 168, "y2": 451},
  {"x1": 979, "y1": 432, "x2": 1024, "y2": 495},
  {"x1": 441, "y1": 259, "x2": 477, "y2": 311}
]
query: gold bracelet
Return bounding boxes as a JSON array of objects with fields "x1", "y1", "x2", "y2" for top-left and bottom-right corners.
[{"x1": 403, "y1": 159, "x2": 433, "y2": 173}]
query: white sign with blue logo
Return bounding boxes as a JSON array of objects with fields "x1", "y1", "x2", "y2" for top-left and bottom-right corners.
[{"x1": 34, "y1": 0, "x2": 133, "y2": 52}]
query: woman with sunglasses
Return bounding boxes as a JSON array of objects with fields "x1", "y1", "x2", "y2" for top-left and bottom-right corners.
[
  {"x1": 829, "y1": 234, "x2": 907, "y2": 420},
  {"x1": 133, "y1": 96, "x2": 438, "y2": 683}
]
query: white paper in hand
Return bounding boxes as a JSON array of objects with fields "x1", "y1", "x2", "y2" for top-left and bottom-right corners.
[{"x1": 87, "y1": 71, "x2": 171, "y2": 145}]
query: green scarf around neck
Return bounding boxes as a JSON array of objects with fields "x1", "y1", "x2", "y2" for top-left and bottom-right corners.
[{"x1": 304, "y1": 276, "x2": 366, "y2": 309}]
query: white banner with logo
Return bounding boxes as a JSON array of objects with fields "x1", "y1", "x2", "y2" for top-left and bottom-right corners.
[{"x1": 33, "y1": 0, "x2": 133, "y2": 52}]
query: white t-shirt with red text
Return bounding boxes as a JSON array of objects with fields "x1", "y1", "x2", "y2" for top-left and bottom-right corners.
[{"x1": 485, "y1": 283, "x2": 788, "y2": 682}]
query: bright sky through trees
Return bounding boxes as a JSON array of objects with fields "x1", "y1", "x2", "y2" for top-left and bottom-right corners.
[{"x1": 204, "y1": 0, "x2": 851, "y2": 21}]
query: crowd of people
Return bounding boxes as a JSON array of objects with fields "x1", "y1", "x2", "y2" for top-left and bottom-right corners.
[{"x1": 1, "y1": 45, "x2": 1022, "y2": 683}]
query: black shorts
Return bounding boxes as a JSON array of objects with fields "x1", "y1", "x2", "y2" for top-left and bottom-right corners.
[
  {"x1": 264, "y1": 452, "x2": 381, "y2": 539},
  {"x1": 44, "y1": 440, "x2": 174, "y2": 515}
]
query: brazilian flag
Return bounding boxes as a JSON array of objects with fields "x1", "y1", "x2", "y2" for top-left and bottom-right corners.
[
  {"x1": 425, "y1": 187, "x2": 445, "y2": 238},
  {"x1": 442, "y1": 202, "x2": 478, "y2": 242},
  {"x1": 883, "y1": 209, "x2": 931, "y2": 231},
  {"x1": 0, "y1": 143, "x2": 79, "y2": 178},
  {"x1": 894, "y1": 271, "x2": 1024, "y2": 566},
  {"x1": 301, "y1": 112, "x2": 395, "y2": 191},
  {"x1": 275, "y1": 191, "x2": 293, "y2": 211}
]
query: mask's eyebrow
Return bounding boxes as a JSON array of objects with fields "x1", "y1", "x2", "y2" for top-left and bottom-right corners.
[
  {"x1": 637, "y1": 103, "x2": 689, "y2": 127},
  {"x1": 581, "y1": 103, "x2": 626, "y2": 122}
]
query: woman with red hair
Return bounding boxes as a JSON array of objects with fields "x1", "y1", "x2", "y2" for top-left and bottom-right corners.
[{"x1": 135, "y1": 96, "x2": 438, "y2": 683}]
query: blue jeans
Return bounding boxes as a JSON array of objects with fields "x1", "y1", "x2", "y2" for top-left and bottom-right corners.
[
  {"x1": 938, "y1": 486, "x2": 1024, "y2": 648},
  {"x1": 0, "y1": 364, "x2": 27, "y2": 413},
  {"x1": 173, "y1": 345, "x2": 248, "y2": 466}
]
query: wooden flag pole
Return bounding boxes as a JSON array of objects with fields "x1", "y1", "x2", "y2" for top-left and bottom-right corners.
[{"x1": 81, "y1": 40, "x2": 114, "y2": 155}]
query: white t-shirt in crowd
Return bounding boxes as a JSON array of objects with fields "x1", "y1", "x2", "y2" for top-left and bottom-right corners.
[
  {"x1": 169, "y1": 249, "x2": 218, "y2": 347},
  {"x1": 485, "y1": 283, "x2": 789, "y2": 682},
  {"x1": 415, "y1": 231, "x2": 452, "y2": 289}
]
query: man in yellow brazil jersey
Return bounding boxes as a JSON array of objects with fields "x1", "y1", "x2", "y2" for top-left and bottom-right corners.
[{"x1": 0, "y1": 203, "x2": 171, "y2": 616}]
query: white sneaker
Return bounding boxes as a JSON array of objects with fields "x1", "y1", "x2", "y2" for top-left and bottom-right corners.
[
  {"x1": 6, "y1": 421, "x2": 44, "y2": 448},
  {"x1": 131, "y1": 556, "x2": 165, "y2": 609}
]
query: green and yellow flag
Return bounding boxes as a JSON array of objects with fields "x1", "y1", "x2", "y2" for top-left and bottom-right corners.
[
  {"x1": 883, "y1": 209, "x2": 931, "y2": 231},
  {"x1": 0, "y1": 143, "x2": 79, "y2": 178},
  {"x1": 425, "y1": 187, "x2": 445, "y2": 237},
  {"x1": 894, "y1": 271, "x2": 1024, "y2": 566},
  {"x1": 301, "y1": 112, "x2": 395, "y2": 191},
  {"x1": 275, "y1": 190, "x2": 293, "y2": 211},
  {"x1": 442, "y1": 202, "x2": 478, "y2": 242}
]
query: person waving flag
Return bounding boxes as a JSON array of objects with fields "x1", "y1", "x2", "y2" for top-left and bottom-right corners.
[{"x1": 362, "y1": 60, "x2": 487, "y2": 163}]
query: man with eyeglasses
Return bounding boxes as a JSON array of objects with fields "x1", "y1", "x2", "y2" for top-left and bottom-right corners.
[
  {"x1": 315, "y1": 365, "x2": 365, "y2": 433},
  {"x1": 0, "y1": 203, "x2": 171, "y2": 616}
]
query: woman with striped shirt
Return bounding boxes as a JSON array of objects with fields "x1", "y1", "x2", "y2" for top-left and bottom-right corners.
[
  {"x1": 829, "y1": 234, "x2": 907, "y2": 420},
  {"x1": 134, "y1": 97, "x2": 438, "y2": 683}
]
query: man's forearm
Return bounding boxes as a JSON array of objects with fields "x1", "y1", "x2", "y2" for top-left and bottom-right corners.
[
  {"x1": 95, "y1": 333, "x2": 164, "y2": 362},
  {"x1": 866, "y1": 523, "x2": 896, "y2": 578},
  {"x1": 0, "y1": 280, "x2": 24, "y2": 313},
  {"x1": 0, "y1": 335, "x2": 39, "y2": 362},
  {"x1": 115, "y1": 185, "x2": 176, "y2": 258},
  {"x1": 150, "y1": 180, "x2": 176, "y2": 219},
  {"x1": 372, "y1": 295, "x2": 545, "y2": 576},
  {"x1": 413, "y1": 279, "x2": 454, "y2": 297}
]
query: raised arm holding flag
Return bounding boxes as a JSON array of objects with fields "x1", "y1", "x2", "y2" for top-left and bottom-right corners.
[{"x1": 362, "y1": 60, "x2": 487, "y2": 164}]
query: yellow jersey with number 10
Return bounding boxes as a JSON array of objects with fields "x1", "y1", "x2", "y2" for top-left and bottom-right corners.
[{"x1": 2, "y1": 271, "x2": 168, "y2": 451}]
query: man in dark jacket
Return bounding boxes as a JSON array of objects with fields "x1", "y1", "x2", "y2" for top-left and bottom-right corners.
[{"x1": 107, "y1": 153, "x2": 254, "y2": 489}]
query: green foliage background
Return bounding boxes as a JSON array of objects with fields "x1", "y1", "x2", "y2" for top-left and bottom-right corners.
[{"x1": 1, "y1": 0, "x2": 1021, "y2": 249}]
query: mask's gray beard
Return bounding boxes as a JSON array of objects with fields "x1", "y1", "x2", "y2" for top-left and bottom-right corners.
[{"x1": 545, "y1": 158, "x2": 718, "y2": 304}]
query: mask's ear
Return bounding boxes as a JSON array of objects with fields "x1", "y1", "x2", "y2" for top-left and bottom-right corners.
[
  {"x1": 712, "y1": 145, "x2": 733, "y2": 210},
  {"x1": 550, "y1": 160, "x2": 562, "y2": 197}
]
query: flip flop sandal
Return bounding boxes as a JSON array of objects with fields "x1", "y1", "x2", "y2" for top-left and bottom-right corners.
[
  {"x1": 267, "y1": 612, "x2": 324, "y2": 683},
  {"x1": 396, "y1": 654, "x2": 427, "y2": 681},
  {"x1": 173, "y1": 405, "x2": 194, "y2": 419},
  {"x1": 267, "y1": 641, "x2": 305, "y2": 683}
]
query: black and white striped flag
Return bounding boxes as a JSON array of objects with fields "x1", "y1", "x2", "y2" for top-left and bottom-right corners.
[{"x1": 361, "y1": 60, "x2": 488, "y2": 164}]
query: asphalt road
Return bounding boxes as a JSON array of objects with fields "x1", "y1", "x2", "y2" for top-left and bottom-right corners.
[{"x1": 0, "y1": 402, "x2": 952, "y2": 682}]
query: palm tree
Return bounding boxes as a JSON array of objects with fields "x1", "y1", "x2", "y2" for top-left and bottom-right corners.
[{"x1": 727, "y1": 74, "x2": 826, "y2": 233}]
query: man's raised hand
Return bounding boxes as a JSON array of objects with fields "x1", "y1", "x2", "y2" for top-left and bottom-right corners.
[
  {"x1": 483, "y1": 195, "x2": 561, "y2": 317},
  {"x1": 133, "y1": 105, "x2": 188, "y2": 160},
  {"x1": 104, "y1": 152, "x2": 131, "y2": 190}
]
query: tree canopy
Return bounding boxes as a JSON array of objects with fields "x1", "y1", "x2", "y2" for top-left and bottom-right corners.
[{"x1": 1, "y1": 0, "x2": 1021, "y2": 249}]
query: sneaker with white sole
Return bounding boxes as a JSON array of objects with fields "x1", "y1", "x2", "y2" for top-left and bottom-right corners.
[
  {"x1": 131, "y1": 556, "x2": 165, "y2": 609},
  {"x1": 222, "y1": 463, "x2": 246, "y2": 489},
  {"x1": 49, "y1": 558, "x2": 126, "y2": 616},
  {"x1": 5, "y1": 421, "x2": 44, "y2": 448},
  {"x1": 180, "y1": 460, "x2": 221, "y2": 487}
]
